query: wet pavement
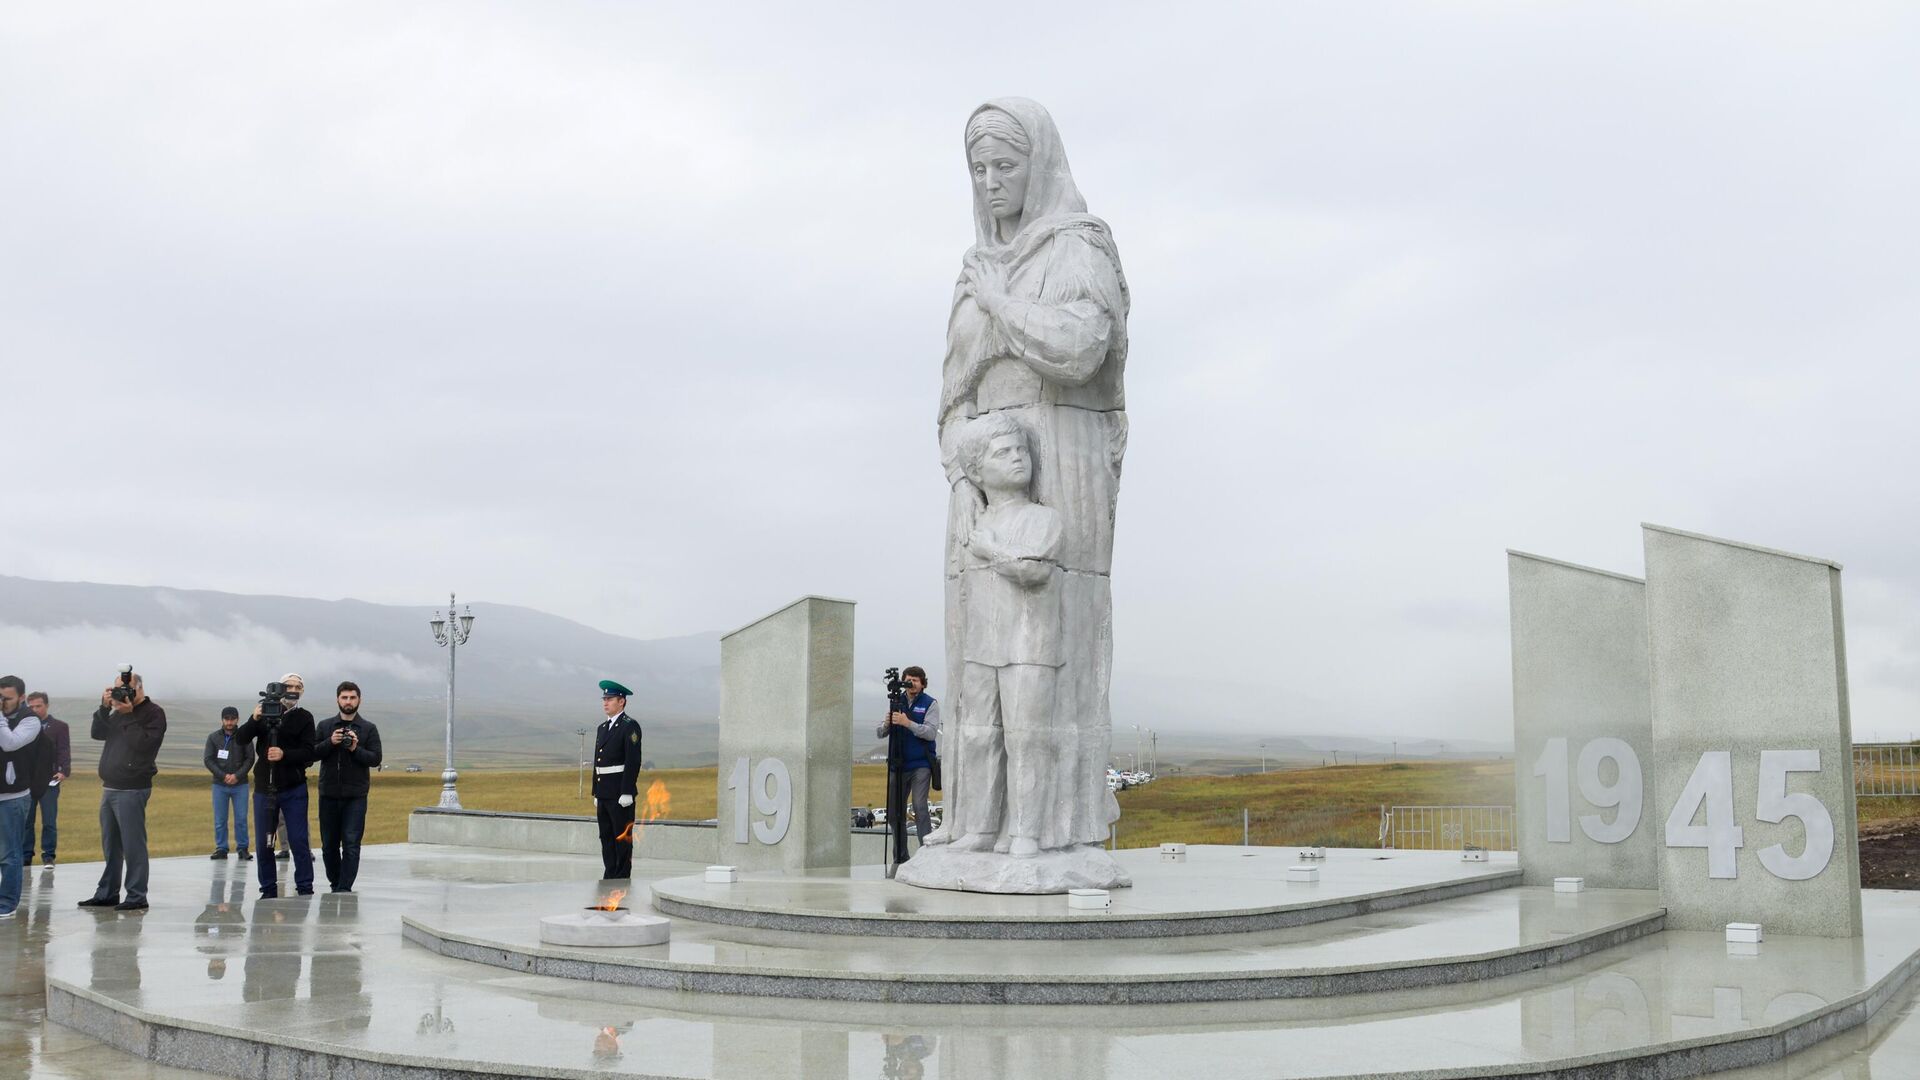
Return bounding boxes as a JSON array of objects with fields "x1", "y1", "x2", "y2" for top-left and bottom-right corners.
[{"x1": 7, "y1": 844, "x2": 1920, "y2": 1078}]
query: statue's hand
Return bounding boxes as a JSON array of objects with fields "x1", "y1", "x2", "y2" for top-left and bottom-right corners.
[
  {"x1": 961, "y1": 257, "x2": 1009, "y2": 316},
  {"x1": 966, "y1": 525, "x2": 1003, "y2": 561},
  {"x1": 956, "y1": 477, "x2": 987, "y2": 516}
]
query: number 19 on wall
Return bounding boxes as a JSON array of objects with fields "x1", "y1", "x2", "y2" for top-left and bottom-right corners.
[{"x1": 726, "y1": 756, "x2": 793, "y2": 846}]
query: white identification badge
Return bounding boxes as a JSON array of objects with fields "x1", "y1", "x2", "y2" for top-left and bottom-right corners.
[{"x1": 216, "y1": 750, "x2": 230, "y2": 760}]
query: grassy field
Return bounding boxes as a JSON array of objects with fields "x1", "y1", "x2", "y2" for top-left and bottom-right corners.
[
  {"x1": 25, "y1": 760, "x2": 1516, "y2": 861},
  {"x1": 30, "y1": 757, "x2": 1919, "y2": 872}
]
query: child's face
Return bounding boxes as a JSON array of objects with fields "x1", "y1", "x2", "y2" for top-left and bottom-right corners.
[{"x1": 976, "y1": 433, "x2": 1031, "y2": 493}]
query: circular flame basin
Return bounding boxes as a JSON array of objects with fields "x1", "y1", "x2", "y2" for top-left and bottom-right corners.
[{"x1": 539, "y1": 907, "x2": 671, "y2": 947}]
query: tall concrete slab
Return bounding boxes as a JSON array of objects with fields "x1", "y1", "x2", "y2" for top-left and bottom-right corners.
[
  {"x1": 1644, "y1": 525, "x2": 1861, "y2": 937},
  {"x1": 718, "y1": 596, "x2": 855, "y2": 874},
  {"x1": 1508, "y1": 551, "x2": 1657, "y2": 889}
]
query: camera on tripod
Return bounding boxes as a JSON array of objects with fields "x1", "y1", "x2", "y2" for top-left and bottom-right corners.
[
  {"x1": 257, "y1": 681, "x2": 292, "y2": 725},
  {"x1": 109, "y1": 664, "x2": 137, "y2": 704},
  {"x1": 883, "y1": 667, "x2": 911, "y2": 714}
]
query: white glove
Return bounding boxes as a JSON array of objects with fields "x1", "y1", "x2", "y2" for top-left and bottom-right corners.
[{"x1": 618, "y1": 794, "x2": 634, "y2": 808}]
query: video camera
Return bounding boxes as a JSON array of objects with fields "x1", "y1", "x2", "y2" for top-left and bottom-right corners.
[
  {"x1": 883, "y1": 667, "x2": 911, "y2": 715},
  {"x1": 256, "y1": 681, "x2": 291, "y2": 725}
]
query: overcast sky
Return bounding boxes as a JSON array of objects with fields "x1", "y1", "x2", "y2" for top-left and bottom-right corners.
[{"x1": 4, "y1": 3, "x2": 1918, "y2": 742}]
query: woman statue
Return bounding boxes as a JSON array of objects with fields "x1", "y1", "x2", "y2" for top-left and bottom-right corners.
[{"x1": 903, "y1": 98, "x2": 1130, "y2": 892}]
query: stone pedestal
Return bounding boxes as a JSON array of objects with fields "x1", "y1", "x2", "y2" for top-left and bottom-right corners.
[
  {"x1": 1508, "y1": 551, "x2": 1657, "y2": 889},
  {"x1": 895, "y1": 843, "x2": 1130, "y2": 894},
  {"x1": 1644, "y1": 525, "x2": 1862, "y2": 937},
  {"x1": 718, "y1": 596, "x2": 854, "y2": 874}
]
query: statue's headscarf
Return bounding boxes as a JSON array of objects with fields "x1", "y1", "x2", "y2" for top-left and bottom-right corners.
[{"x1": 965, "y1": 98, "x2": 1087, "y2": 249}]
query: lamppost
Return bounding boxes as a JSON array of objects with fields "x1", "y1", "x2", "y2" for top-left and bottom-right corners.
[
  {"x1": 428, "y1": 593, "x2": 475, "y2": 810},
  {"x1": 576, "y1": 726, "x2": 589, "y2": 799},
  {"x1": 1260, "y1": 741, "x2": 1267, "y2": 774}
]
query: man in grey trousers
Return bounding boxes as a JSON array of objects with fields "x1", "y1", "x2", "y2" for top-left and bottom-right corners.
[{"x1": 79, "y1": 670, "x2": 167, "y2": 913}]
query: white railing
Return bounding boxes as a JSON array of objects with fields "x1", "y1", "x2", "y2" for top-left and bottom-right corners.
[
  {"x1": 1855, "y1": 744, "x2": 1920, "y2": 797},
  {"x1": 1381, "y1": 805, "x2": 1515, "y2": 851}
]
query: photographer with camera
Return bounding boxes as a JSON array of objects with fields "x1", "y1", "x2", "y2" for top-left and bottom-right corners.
[
  {"x1": 876, "y1": 666, "x2": 940, "y2": 866},
  {"x1": 312, "y1": 681, "x2": 382, "y2": 893},
  {"x1": 78, "y1": 667, "x2": 167, "y2": 912},
  {"x1": 231, "y1": 673, "x2": 318, "y2": 897}
]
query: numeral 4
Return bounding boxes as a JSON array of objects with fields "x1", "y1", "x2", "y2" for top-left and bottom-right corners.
[{"x1": 1664, "y1": 751, "x2": 1743, "y2": 878}]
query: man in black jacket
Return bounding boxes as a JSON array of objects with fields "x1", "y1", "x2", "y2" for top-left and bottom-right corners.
[
  {"x1": 78, "y1": 670, "x2": 166, "y2": 912},
  {"x1": 312, "y1": 681, "x2": 382, "y2": 893},
  {"x1": 591, "y1": 680, "x2": 643, "y2": 879},
  {"x1": 232, "y1": 673, "x2": 318, "y2": 897}
]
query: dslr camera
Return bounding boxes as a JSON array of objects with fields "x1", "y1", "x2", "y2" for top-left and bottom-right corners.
[{"x1": 109, "y1": 664, "x2": 137, "y2": 704}]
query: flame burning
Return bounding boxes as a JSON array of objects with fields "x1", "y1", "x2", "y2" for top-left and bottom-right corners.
[
  {"x1": 616, "y1": 779, "x2": 672, "y2": 846},
  {"x1": 595, "y1": 888, "x2": 628, "y2": 911}
]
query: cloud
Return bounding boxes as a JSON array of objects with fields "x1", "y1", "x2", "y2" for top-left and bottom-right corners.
[
  {"x1": 0, "y1": 619, "x2": 436, "y2": 699},
  {"x1": 4, "y1": 2, "x2": 1918, "y2": 743}
]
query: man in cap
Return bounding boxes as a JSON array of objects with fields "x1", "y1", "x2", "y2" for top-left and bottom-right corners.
[
  {"x1": 591, "y1": 680, "x2": 643, "y2": 879},
  {"x1": 204, "y1": 706, "x2": 255, "y2": 861}
]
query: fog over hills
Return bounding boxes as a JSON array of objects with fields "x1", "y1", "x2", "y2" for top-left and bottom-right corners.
[
  {"x1": 0, "y1": 575, "x2": 1511, "y2": 769},
  {"x1": 0, "y1": 574, "x2": 719, "y2": 712}
]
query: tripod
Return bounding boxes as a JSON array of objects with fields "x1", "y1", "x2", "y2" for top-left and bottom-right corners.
[{"x1": 881, "y1": 685, "x2": 912, "y2": 878}]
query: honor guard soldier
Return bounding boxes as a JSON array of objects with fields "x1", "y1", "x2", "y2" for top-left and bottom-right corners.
[{"x1": 592, "y1": 680, "x2": 644, "y2": 879}]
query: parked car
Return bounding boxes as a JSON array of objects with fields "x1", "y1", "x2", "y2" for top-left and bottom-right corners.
[{"x1": 405, "y1": 763, "x2": 423, "y2": 773}]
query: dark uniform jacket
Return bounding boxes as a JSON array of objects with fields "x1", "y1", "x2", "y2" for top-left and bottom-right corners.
[{"x1": 590, "y1": 712, "x2": 643, "y2": 801}]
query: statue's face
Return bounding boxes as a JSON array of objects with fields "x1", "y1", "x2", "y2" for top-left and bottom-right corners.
[
  {"x1": 969, "y1": 136, "x2": 1029, "y2": 226},
  {"x1": 977, "y1": 432, "x2": 1031, "y2": 491}
]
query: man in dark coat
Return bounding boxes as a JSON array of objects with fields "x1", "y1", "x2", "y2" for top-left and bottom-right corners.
[{"x1": 591, "y1": 680, "x2": 643, "y2": 879}]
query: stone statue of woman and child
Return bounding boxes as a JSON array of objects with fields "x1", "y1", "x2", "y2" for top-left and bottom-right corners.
[{"x1": 897, "y1": 98, "x2": 1132, "y2": 894}]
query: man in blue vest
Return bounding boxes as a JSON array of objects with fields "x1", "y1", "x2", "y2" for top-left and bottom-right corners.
[{"x1": 877, "y1": 666, "x2": 941, "y2": 863}]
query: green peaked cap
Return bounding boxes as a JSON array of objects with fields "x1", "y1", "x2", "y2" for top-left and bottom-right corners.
[{"x1": 598, "y1": 679, "x2": 633, "y2": 697}]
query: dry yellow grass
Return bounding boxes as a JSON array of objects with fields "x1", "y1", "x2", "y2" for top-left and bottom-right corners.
[{"x1": 32, "y1": 760, "x2": 1513, "y2": 860}]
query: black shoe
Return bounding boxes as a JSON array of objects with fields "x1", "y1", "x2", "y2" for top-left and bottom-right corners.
[
  {"x1": 236, "y1": 849, "x2": 253, "y2": 862},
  {"x1": 296, "y1": 888, "x2": 314, "y2": 896},
  {"x1": 211, "y1": 849, "x2": 228, "y2": 860},
  {"x1": 114, "y1": 899, "x2": 149, "y2": 912},
  {"x1": 78, "y1": 896, "x2": 120, "y2": 908},
  {"x1": 41, "y1": 855, "x2": 54, "y2": 868},
  {"x1": 276, "y1": 849, "x2": 289, "y2": 860},
  {"x1": 259, "y1": 889, "x2": 278, "y2": 899}
]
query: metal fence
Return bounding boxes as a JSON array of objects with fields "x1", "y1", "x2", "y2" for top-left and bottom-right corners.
[
  {"x1": 1855, "y1": 744, "x2": 1920, "y2": 797},
  {"x1": 1381, "y1": 805, "x2": 1515, "y2": 851}
]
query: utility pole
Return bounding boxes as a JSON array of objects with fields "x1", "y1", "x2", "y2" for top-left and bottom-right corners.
[
  {"x1": 1150, "y1": 731, "x2": 1158, "y2": 776},
  {"x1": 1260, "y1": 741, "x2": 1267, "y2": 774}
]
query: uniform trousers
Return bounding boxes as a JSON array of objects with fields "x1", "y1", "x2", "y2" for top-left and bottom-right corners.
[{"x1": 596, "y1": 797, "x2": 634, "y2": 879}]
